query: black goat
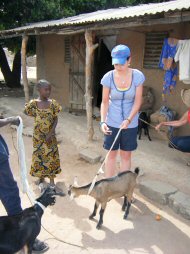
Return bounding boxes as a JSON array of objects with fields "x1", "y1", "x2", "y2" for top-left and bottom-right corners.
[
  {"x1": 0, "y1": 187, "x2": 56, "y2": 254},
  {"x1": 138, "y1": 112, "x2": 151, "y2": 141}
]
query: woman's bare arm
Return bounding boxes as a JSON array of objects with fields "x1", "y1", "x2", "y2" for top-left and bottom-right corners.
[
  {"x1": 155, "y1": 111, "x2": 188, "y2": 130},
  {"x1": 100, "y1": 87, "x2": 111, "y2": 134},
  {"x1": 100, "y1": 87, "x2": 109, "y2": 122}
]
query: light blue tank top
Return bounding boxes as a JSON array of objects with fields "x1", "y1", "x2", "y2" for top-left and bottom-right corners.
[{"x1": 101, "y1": 69, "x2": 145, "y2": 128}]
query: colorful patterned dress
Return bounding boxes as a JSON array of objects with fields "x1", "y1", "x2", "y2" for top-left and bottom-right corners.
[{"x1": 25, "y1": 99, "x2": 62, "y2": 179}]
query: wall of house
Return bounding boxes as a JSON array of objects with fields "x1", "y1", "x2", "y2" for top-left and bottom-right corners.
[
  {"x1": 36, "y1": 34, "x2": 70, "y2": 107},
  {"x1": 117, "y1": 22, "x2": 190, "y2": 136},
  {"x1": 36, "y1": 22, "x2": 190, "y2": 135}
]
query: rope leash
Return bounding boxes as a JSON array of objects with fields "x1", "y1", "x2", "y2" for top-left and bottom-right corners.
[
  {"x1": 25, "y1": 190, "x2": 86, "y2": 249},
  {"x1": 88, "y1": 127, "x2": 122, "y2": 194},
  {"x1": 139, "y1": 117, "x2": 190, "y2": 165},
  {"x1": 41, "y1": 225, "x2": 86, "y2": 249},
  {"x1": 88, "y1": 117, "x2": 190, "y2": 194},
  {"x1": 11, "y1": 119, "x2": 85, "y2": 250},
  {"x1": 11, "y1": 116, "x2": 188, "y2": 249}
]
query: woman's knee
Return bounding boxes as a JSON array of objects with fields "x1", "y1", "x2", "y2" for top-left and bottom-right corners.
[
  {"x1": 120, "y1": 150, "x2": 131, "y2": 160},
  {"x1": 107, "y1": 150, "x2": 118, "y2": 160},
  {"x1": 171, "y1": 136, "x2": 179, "y2": 144},
  {"x1": 170, "y1": 136, "x2": 189, "y2": 152}
]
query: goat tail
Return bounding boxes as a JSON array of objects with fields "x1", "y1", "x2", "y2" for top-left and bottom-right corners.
[{"x1": 134, "y1": 167, "x2": 140, "y2": 175}]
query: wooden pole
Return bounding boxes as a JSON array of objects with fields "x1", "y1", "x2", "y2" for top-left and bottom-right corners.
[
  {"x1": 85, "y1": 30, "x2": 98, "y2": 141},
  {"x1": 21, "y1": 35, "x2": 30, "y2": 102}
]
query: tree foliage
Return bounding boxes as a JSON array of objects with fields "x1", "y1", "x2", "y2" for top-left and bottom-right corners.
[
  {"x1": 1, "y1": 0, "x2": 168, "y2": 31},
  {"x1": 0, "y1": 0, "x2": 167, "y2": 87}
]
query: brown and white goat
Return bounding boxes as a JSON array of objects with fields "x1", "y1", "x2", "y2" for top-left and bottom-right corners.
[{"x1": 68, "y1": 168, "x2": 139, "y2": 229}]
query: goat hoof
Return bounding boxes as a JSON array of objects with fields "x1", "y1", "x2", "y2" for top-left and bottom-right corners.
[
  {"x1": 121, "y1": 206, "x2": 125, "y2": 211},
  {"x1": 96, "y1": 224, "x2": 102, "y2": 230},
  {"x1": 89, "y1": 215, "x2": 95, "y2": 220},
  {"x1": 123, "y1": 215, "x2": 128, "y2": 220}
]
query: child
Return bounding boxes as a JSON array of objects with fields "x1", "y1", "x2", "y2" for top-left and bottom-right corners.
[{"x1": 24, "y1": 79, "x2": 64, "y2": 195}]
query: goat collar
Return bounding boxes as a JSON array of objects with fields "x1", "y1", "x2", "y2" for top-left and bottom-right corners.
[{"x1": 35, "y1": 201, "x2": 46, "y2": 211}]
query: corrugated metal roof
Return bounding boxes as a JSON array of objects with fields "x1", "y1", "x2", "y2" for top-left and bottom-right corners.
[{"x1": 1, "y1": 0, "x2": 190, "y2": 35}]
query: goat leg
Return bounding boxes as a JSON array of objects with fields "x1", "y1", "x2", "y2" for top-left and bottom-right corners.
[
  {"x1": 138, "y1": 128, "x2": 142, "y2": 140},
  {"x1": 123, "y1": 201, "x2": 131, "y2": 220},
  {"x1": 89, "y1": 201, "x2": 99, "y2": 220},
  {"x1": 147, "y1": 128, "x2": 152, "y2": 141},
  {"x1": 122, "y1": 196, "x2": 127, "y2": 211},
  {"x1": 19, "y1": 245, "x2": 28, "y2": 254},
  {"x1": 27, "y1": 243, "x2": 33, "y2": 254},
  {"x1": 26, "y1": 238, "x2": 36, "y2": 254},
  {"x1": 96, "y1": 203, "x2": 106, "y2": 229}
]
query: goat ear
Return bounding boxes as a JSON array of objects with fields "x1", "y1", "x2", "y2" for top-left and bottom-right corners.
[{"x1": 73, "y1": 176, "x2": 79, "y2": 187}]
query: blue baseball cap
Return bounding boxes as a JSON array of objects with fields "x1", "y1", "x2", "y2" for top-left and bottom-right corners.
[{"x1": 111, "y1": 45, "x2": 131, "y2": 65}]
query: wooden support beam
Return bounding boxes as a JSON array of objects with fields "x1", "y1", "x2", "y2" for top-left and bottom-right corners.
[
  {"x1": 21, "y1": 35, "x2": 30, "y2": 103},
  {"x1": 85, "y1": 30, "x2": 98, "y2": 141}
]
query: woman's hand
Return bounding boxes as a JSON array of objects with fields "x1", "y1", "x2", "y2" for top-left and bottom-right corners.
[
  {"x1": 155, "y1": 123, "x2": 162, "y2": 131},
  {"x1": 120, "y1": 119, "x2": 130, "y2": 129},
  {"x1": 101, "y1": 123, "x2": 112, "y2": 135}
]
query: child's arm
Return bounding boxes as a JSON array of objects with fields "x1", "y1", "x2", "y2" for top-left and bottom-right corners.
[
  {"x1": 24, "y1": 100, "x2": 36, "y2": 117},
  {"x1": 46, "y1": 100, "x2": 61, "y2": 142},
  {"x1": 46, "y1": 117, "x2": 58, "y2": 142}
]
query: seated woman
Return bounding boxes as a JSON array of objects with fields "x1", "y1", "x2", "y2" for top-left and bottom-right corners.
[{"x1": 156, "y1": 89, "x2": 190, "y2": 160}]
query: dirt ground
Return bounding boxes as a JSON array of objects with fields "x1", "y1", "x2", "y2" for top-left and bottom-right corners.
[
  {"x1": 0, "y1": 86, "x2": 190, "y2": 253},
  {"x1": 0, "y1": 126, "x2": 190, "y2": 254}
]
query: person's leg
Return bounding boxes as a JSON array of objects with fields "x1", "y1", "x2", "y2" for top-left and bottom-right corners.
[
  {"x1": 120, "y1": 150, "x2": 132, "y2": 172},
  {"x1": 170, "y1": 136, "x2": 190, "y2": 166},
  {"x1": 103, "y1": 126, "x2": 120, "y2": 178},
  {"x1": 0, "y1": 159, "x2": 22, "y2": 215},
  {"x1": 119, "y1": 127, "x2": 138, "y2": 172},
  {"x1": 170, "y1": 136, "x2": 190, "y2": 152},
  {"x1": 105, "y1": 150, "x2": 118, "y2": 177},
  {"x1": 0, "y1": 135, "x2": 22, "y2": 216},
  {"x1": 49, "y1": 177, "x2": 55, "y2": 186},
  {"x1": 49, "y1": 177, "x2": 65, "y2": 196}
]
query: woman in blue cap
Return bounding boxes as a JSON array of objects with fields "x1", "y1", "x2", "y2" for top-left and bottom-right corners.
[{"x1": 100, "y1": 44, "x2": 145, "y2": 177}]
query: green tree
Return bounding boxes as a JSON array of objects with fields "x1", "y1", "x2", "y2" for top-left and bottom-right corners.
[{"x1": 0, "y1": 0, "x2": 74, "y2": 87}]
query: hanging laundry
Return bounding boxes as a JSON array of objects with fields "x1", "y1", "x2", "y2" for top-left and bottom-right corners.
[
  {"x1": 159, "y1": 38, "x2": 178, "y2": 101},
  {"x1": 162, "y1": 62, "x2": 178, "y2": 99},
  {"x1": 174, "y1": 39, "x2": 190, "y2": 84},
  {"x1": 159, "y1": 38, "x2": 178, "y2": 70}
]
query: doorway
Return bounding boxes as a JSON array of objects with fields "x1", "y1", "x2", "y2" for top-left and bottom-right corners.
[{"x1": 93, "y1": 38, "x2": 114, "y2": 108}]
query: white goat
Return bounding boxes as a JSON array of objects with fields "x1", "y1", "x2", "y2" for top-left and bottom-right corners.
[{"x1": 68, "y1": 168, "x2": 139, "y2": 229}]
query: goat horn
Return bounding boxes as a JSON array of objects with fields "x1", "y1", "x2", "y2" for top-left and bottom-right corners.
[{"x1": 73, "y1": 176, "x2": 79, "y2": 187}]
